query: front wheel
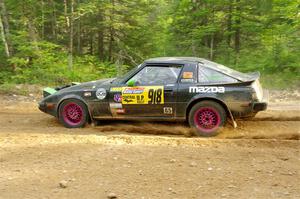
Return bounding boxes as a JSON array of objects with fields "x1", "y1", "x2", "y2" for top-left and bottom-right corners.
[
  {"x1": 59, "y1": 99, "x2": 88, "y2": 128},
  {"x1": 188, "y1": 101, "x2": 227, "y2": 137}
]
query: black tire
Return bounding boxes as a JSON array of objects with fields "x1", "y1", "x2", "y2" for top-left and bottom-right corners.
[
  {"x1": 58, "y1": 99, "x2": 88, "y2": 128},
  {"x1": 188, "y1": 100, "x2": 227, "y2": 137}
]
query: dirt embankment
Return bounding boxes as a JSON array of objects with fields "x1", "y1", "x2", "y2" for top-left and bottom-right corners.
[{"x1": 0, "y1": 90, "x2": 299, "y2": 199}]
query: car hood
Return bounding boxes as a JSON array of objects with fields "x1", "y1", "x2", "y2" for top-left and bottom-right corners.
[{"x1": 58, "y1": 78, "x2": 115, "y2": 93}]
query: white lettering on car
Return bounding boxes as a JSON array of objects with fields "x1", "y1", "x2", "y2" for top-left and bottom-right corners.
[{"x1": 189, "y1": 86, "x2": 225, "y2": 93}]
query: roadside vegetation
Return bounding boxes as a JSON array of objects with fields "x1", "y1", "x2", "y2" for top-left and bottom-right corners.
[{"x1": 0, "y1": 0, "x2": 299, "y2": 91}]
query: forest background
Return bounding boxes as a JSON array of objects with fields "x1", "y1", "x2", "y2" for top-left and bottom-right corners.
[{"x1": 0, "y1": 0, "x2": 299, "y2": 91}]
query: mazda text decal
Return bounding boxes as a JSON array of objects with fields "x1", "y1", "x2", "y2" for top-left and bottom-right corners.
[{"x1": 189, "y1": 86, "x2": 225, "y2": 93}]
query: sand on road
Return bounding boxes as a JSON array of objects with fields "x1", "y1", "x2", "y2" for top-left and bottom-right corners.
[{"x1": 0, "y1": 96, "x2": 299, "y2": 199}]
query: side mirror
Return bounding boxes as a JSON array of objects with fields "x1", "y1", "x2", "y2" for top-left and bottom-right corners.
[{"x1": 127, "y1": 79, "x2": 136, "y2": 87}]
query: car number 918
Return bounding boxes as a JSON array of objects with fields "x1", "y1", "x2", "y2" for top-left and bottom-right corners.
[
  {"x1": 148, "y1": 88, "x2": 163, "y2": 104},
  {"x1": 122, "y1": 86, "x2": 164, "y2": 105}
]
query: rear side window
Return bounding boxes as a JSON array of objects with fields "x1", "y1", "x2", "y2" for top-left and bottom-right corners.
[
  {"x1": 179, "y1": 64, "x2": 197, "y2": 84},
  {"x1": 198, "y1": 65, "x2": 238, "y2": 83}
]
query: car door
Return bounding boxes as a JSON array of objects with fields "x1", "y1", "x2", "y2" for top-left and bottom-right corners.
[
  {"x1": 110, "y1": 65, "x2": 182, "y2": 118},
  {"x1": 176, "y1": 63, "x2": 199, "y2": 118}
]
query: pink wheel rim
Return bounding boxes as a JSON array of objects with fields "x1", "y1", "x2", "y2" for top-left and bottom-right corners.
[
  {"x1": 194, "y1": 107, "x2": 221, "y2": 133},
  {"x1": 62, "y1": 103, "x2": 83, "y2": 126}
]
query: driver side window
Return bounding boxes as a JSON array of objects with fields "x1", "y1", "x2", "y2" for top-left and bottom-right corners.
[{"x1": 127, "y1": 66, "x2": 182, "y2": 85}]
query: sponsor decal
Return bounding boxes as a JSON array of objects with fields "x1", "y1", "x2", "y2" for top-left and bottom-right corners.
[
  {"x1": 96, "y1": 88, "x2": 107, "y2": 99},
  {"x1": 163, "y1": 107, "x2": 173, "y2": 114},
  {"x1": 116, "y1": 109, "x2": 126, "y2": 114},
  {"x1": 182, "y1": 72, "x2": 193, "y2": 79},
  {"x1": 181, "y1": 79, "x2": 194, "y2": 83},
  {"x1": 113, "y1": 94, "x2": 122, "y2": 103},
  {"x1": 109, "y1": 103, "x2": 123, "y2": 109},
  {"x1": 122, "y1": 86, "x2": 164, "y2": 105},
  {"x1": 123, "y1": 87, "x2": 145, "y2": 94},
  {"x1": 122, "y1": 95, "x2": 135, "y2": 103},
  {"x1": 110, "y1": 87, "x2": 123, "y2": 92},
  {"x1": 189, "y1": 86, "x2": 225, "y2": 93},
  {"x1": 83, "y1": 92, "x2": 92, "y2": 97}
]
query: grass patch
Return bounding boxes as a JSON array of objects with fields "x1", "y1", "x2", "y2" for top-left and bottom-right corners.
[
  {"x1": 260, "y1": 72, "x2": 299, "y2": 89},
  {"x1": 0, "y1": 83, "x2": 41, "y2": 96},
  {"x1": 0, "y1": 83, "x2": 19, "y2": 95}
]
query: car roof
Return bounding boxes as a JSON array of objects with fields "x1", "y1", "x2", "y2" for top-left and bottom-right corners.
[
  {"x1": 144, "y1": 57, "x2": 258, "y2": 82},
  {"x1": 144, "y1": 57, "x2": 205, "y2": 64}
]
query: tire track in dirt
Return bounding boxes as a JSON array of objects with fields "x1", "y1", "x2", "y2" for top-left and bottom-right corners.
[
  {"x1": 0, "y1": 111, "x2": 299, "y2": 143},
  {"x1": 0, "y1": 100, "x2": 299, "y2": 143}
]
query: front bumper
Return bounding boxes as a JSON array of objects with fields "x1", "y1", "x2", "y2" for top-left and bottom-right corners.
[
  {"x1": 253, "y1": 89, "x2": 269, "y2": 112},
  {"x1": 39, "y1": 101, "x2": 46, "y2": 112},
  {"x1": 38, "y1": 101, "x2": 57, "y2": 117}
]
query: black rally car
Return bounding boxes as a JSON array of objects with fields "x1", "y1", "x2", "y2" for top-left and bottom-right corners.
[{"x1": 39, "y1": 57, "x2": 268, "y2": 136}]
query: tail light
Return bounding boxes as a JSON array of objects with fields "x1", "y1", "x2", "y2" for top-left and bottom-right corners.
[{"x1": 251, "y1": 80, "x2": 263, "y2": 101}]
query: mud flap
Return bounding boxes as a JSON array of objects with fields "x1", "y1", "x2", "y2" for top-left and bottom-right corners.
[{"x1": 227, "y1": 108, "x2": 237, "y2": 128}]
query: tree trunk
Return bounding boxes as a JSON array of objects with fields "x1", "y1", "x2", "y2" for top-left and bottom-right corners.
[
  {"x1": 98, "y1": 30, "x2": 104, "y2": 60},
  {"x1": 64, "y1": 0, "x2": 69, "y2": 31},
  {"x1": 210, "y1": 7, "x2": 215, "y2": 60},
  {"x1": 97, "y1": 12, "x2": 104, "y2": 60},
  {"x1": 76, "y1": 0, "x2": 81, "y2": 55},
  {"x1": 51, "y1": 0, "x2": 57, "y2": 40},
  {"x1": 68, "y1": 0, "x2": 74, "y2": 70},
  {"x1": 108, "y1": 0, "x2": 115, "y2": 62},
  {"x1": 27, "y1": 17, "x2": 39, "y2": 51},
  {"x1": 89, "y1": 33, "x2": 93, "y2": 55},
  {"x1": 41, "y1": 0, "x2": 45, "y2": 39},
  {"x1": 227, "y1": 0, "x2": 233, "y2": 46},
  {"x1": 0, "y1": 0, "x2": 13, "y2": 56},
  {"x1": 115, "y1": 50, "x2": 123, "y2": 77},
  {"x1": 210, "y1": 34, "x2": 214, "y2": 60},
  {"x1": 234, "y1": 0, "x2": 241, "y2": 54},
  {"x1": 108, "y1": 28, "x2": 114, "y2": 62},
  {"x1": 0, "y1": 14, "x2": 9, "y2": 57},
  {"x1": 77, "y1": 19, "x2": 81, "y2": 55}
]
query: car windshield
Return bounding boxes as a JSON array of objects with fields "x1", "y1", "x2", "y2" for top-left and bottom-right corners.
[{"x1": 111, "y1": 64, "x2": 142, "y2": 84}]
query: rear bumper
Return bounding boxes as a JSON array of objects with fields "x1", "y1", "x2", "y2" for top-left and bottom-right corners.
[
  {"x1": 253, "y1": 102, "x2": 267, "y2": 111},
  {"x1": 253, "y1": 89, "x2": 269, "y2": 112}
]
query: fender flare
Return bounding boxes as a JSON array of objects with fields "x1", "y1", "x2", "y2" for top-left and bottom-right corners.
[
  {"x1": 186, "y1": 96, "x2": 237, "y2": 128},
  {"x1": 57, "y1": 94, "x2": 93, "y2": 123}
]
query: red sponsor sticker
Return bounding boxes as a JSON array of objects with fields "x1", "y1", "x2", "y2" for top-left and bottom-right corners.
[
  {"x1": 123, "y1": 87, "x2": 145, "y2": 94},
  {"x1": 116, "y1": 109, "x2": 126, "y2": 114}
]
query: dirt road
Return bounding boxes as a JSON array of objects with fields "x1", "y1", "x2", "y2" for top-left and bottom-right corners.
[{"x1": 0, "y1": 95, "x2": 299, "y2": 199}]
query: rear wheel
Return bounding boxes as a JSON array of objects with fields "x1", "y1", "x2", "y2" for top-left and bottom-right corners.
[
  {"x1": 188, "y1": 101, "x2": 227, "y2": 137},
  {"x1": 59, "y1": 99, "x2": 88, "y2": 128}
]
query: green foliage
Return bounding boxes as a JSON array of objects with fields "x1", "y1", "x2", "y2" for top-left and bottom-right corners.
[
  {"x1": 0, "y1": 83, "x2": 16, "y2": 94},
  {"x1": 260, "y1": 72, "x2": 300, "y2": 89},
  {"x1": 0, "y1": 0, "x2": 298, "y2": 89},
  {"x1": 7, "y1": 52, "x2": 119, "y2": 85}
]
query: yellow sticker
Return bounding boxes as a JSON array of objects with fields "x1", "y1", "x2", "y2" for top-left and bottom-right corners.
[
  {"x1": 110, "y1": 87, "x2": 123, "y2": 92},
  {"x1": 183, "y1": 72, "x2": 193, "y2": 79},
  {"x1": 122, "y1": 86, "x2": 164, "y2": 104}
]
